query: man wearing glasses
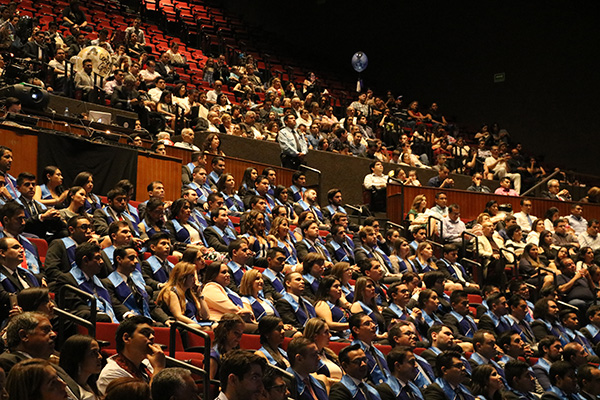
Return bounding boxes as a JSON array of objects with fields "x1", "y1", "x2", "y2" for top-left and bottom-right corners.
[
  {"x1": 424, "y1": 351, "x2": 474, "y2": 400},
  {"x1": 350, "y1": 312, "x2": 391, "y2": 385},
  {"x1": 330, "y1": 343, "x2": 383, "y2": 400}
]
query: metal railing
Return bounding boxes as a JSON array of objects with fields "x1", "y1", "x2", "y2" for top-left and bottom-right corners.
[
  {"x1": 461, "y1": 231, "x2": 479, "y2": 259},
  {"x1": 57, "y1": 284, "x2": 97, "y2": 339},
  {"x1": 462, "y1": 258, "x2": 483, "y2": 285},
  {"x1": 427, "y1": 215, "x2": 443, "y2": 242},
  {"x1": 169, "y1": 321, "x2": 213, "y2": 400},
  {"x1": 521, "y1": 169, "x2": 562, "y2": 197}
]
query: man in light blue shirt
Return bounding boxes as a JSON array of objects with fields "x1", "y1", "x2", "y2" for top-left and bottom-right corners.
[{"x1": 278, "y1": 114, "x2": 308, "y2": 170}]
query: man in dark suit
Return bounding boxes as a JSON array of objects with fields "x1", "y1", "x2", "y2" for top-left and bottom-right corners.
[
  {"x1": 436, "y1": 244, "x2": 480, "y2": 292},
  {"x1": 226, "y1": 238, "x2": 252, "y2": 291},
  {"x1": 420, "y1": 325, "x2": 467, "y2": 373},
  {"x1": 0, "y1": 200, "x2": 42, "y2": 274},
  {"x1": 442, "y1": 290, "x2": 478, "y2": 342},
  {"x1": 204, "y1": 207, "x2": 238, "y2": 253},
  {"x1": 0, "y1": 237, "x2": 40, "y2": 321},
  {"x1": 295, "y1": 220, "x2": 332, "y2": 264},
  {"x1": 55, "y1": 241, "x2": 117, "y2": 322},
  {"x1": 533, "y1": 336, "x2": 564, "y2": 391},
  {"x1": 326, "y1": 224, "x2": 355, "y2": 264},
  {"x1": 423, "y1": 351, "x2": 474, "y2": 400},
  {"x1": 382, "y1": 282, "x2": 416, "y2": 328},
  {"x1": 45, "y1": 215, "x2": 95, "y2": 288},
  {"x1": 0, "y1": 312, "x2": 81, "y2": 398},
  {"x1": 388, "y1": 321, "x2": 435, "y2": 388},
  {"x1": 330, "y1": 343, "x2": 383, "y2": 400},
  {"x1": 262, "y1": 247, "x2": 287, "y2": 302},
  {"x1": 349, "y1": 312, "x2": 391, "y2": 386},
  {"x1": 212, "y1": 350, "x2": 266, "y2": 400},
  {"x1": 354, "y1": 226, "x2": 395, "y2": 279},
  {"x1": 92, "y1": 188, "x2": 137, "y2": 238},
  {"x1": 477, "y1": 292, "x2": 511, "y2": 335},
  {"x1": 102, "y1": 246, "x2": 168, "y2": 326},
  {"x1": 576, "y1": 364, "x2": 600, "y2": 400},
  {"x1": 504, "y1": 359, "x2": 538, "y2": 400},
  {"x1": 275, "y1": 272, "x2": 316, "y2": 331},
  {"x1": 141, "y1": 233, "x2": 174, "y2": 293},
  {"x1": 16, "y1": 172, "x2": 64, "y2": 240},
  {"x1": 376, "y1": 346, "x2": 424, "y2": 400},
  {"x1": 285, "y1": 337, "x2": 328, "y2": 400},
  {"x1": 541, "y1": 361, "x2": 577, "y2": 400},
  {"x1": 469, "y1": 330, "x2": 508, "y2": 386},
  {"x1": 22, "y1": 30, "x2": 49, "y2": 62}
]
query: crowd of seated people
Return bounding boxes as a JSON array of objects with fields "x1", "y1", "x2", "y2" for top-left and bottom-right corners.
[
  {"x1": 1, "y1": 129, "x2": 600, "y2": 399},
  {"x1": 3, "y1": 2, "x2": 600, "y2": 400}
]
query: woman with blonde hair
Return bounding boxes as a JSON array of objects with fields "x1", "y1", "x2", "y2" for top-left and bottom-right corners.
[
  {"x1": 156, "y1": 262, "x2": 210, "y2": 329},
  {"x1": 411, "y1": 242, "x2": 438, "y2": 273},
  {"x1": 239, "y1": 269, "x2": 279, "y2": 322},
  {"x1": 407, "y1": 194, "x2": 428, "y2": 226},
  {"x1": 268, "y1": 216, "x2": 298, "y2": 266},
  {"x1": 303, "y1": 317, "x2": 343, "y2": 380}
]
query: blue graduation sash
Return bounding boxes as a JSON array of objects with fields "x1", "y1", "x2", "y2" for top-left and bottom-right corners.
[
  {"x1": 107, "y1": 270, "x2": 151, "y2": 319},
  {"x1": 69, "y1": 266, "x2": 118, "y2": 322},
  {"x1": 262, "y1": 268, "x2": 285, "y2": 294},
  {"x1": 146, "y1": 255, "x2": 173, "y2": 283},
  {"x1": 0, "y1": 266, "x2": 39, "y2": 292},
  {"x1": 281, "y1": 292, "x2": 316, "y2": 325}
]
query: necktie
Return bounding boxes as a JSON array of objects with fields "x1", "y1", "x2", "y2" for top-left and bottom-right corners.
[
  {"x1": 358, "y1": 382, "x2": 372, "y2": 400},
  {"x1": 292, "y1": 130, "x2": 301, "y2": 151},
  {"x1": 402, "y1": 384, "x2": 416, "y2": 400},
  {"x1": 25, "y1": 200, "x2": 37, "y2": 218},
  {"x1": 12, "y1": 270, "x2": 25, "y2": 290},
  {"x1": 128, "y1": 276, "x2": 144, "y2": 310},
  {"x1": 303, "y1": 377, "x2": 318, "y2": 400},
  {"x1": 455, "y1": 388, "x2": 465, "y2": 400},
  {"x1": 369, "y1": 346, "x2": 385, "y2": 376}
]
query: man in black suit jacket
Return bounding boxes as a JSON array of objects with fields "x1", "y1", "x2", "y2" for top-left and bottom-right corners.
[
  {"x1": 576, "y1": 364, "x2": 600, "y2": 400},
  {"x1": 330, "y1": 343, "x2": 383, "y2": 400},
  {"x1": 540, "y1": 361, "x2": 577, "y2": 400},
  {"x1": 376, "y1": 347, "x2": 424, "y2": 400},
  {"x1": 442, "y1": 290, "x2": 478, "y2": 342},
  {"x1": 504, "y1": 359, "x2": 538, "y2": 400},
  {"x1": 423, "y1": 351, "x2": 474, "y2": 400},
  {"x1": 204, "y1": 207, "x2": 238, "y2": 253},
  {"x1": 0, "y1": 312, "x2": 81, "y2": 398},
  {"x1": 262, "y1": 247, "x2": 287, "y2": 302},
  {"x1": 285, "y1": 337, "x2": 328, "y2": 400},
  {"x1": 22, "y1": 31, "x2": 49, "y2": 62},
  {"x1": 16, "y1": 172, "x2": 64, "y2": 240},
  {"x1": 55, "y1": 242, "x2": 116, "y2": 322}
]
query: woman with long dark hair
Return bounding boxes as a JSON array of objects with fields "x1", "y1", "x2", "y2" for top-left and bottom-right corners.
[
  {"x1": 238, "y1": 167, "x2": 258, "y2": 198},
  {"x1": 350, "y1": 276, "x2": 385, "y2": 335},
  {"x1": 217, "y1": 173, "x2": 244, "y2": 214},
  {"x1": 72, "y1": 171, "x2": 102, "y2": 213},
  {"x1": 314, "y1": 276, "x2": 350, "y2": 338},
  {"x1": 165, "y1": 198, "x2": 204, "y2": 251},
  {"x1": 59, "y1": 335, "x2": 103, "y2": 400},
  {"x1": 255, "y1": 315, "x2": 290, "y2": 370},
  {"x1": 470, "y1": 364, "x2": 504, "y2": 400},
  {"x1": 267, "y1": 217, "x2": 298, "y2": 266},
  {"x1": 58, "y1": 186, "x2": 89, "y2": 222},
  {"x1": 138, "y1": 197, "x2": 168, "y2": 239},
  {"x1": 34, "y1": 165, "x2": 67, "y2": 207},
  {"x1": 209, "y1": 313, "x2": 244, "y2": 379}
]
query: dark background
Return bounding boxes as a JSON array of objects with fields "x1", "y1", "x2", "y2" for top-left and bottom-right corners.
[{"x1": 220, "y1": 0, "x2": 600, "y2": 176}]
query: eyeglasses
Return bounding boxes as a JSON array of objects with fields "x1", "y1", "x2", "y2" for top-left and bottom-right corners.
[
  {"x1": 349, "y1": 357, "x2": 368, "y2": 365},
  {"x1": 269, "y1": 384, "x2": 287, "y2": 392}
]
